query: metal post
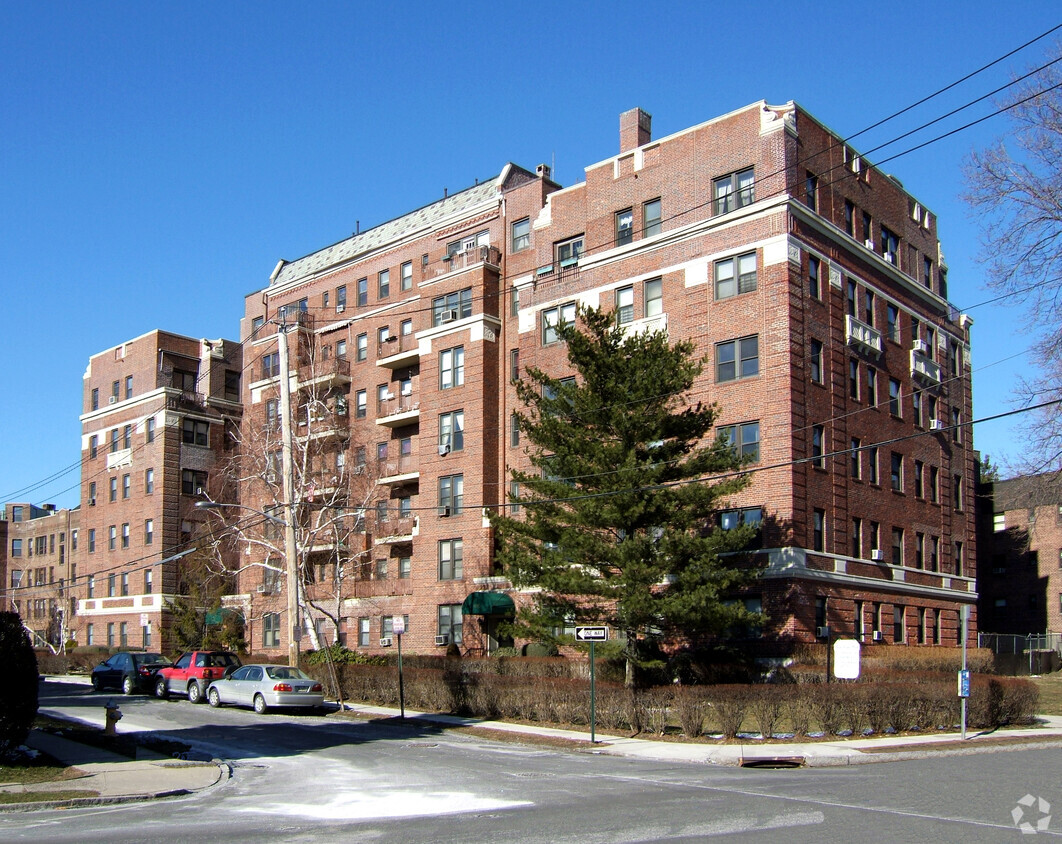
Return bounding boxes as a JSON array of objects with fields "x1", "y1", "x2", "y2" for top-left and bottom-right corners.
[
  {"x1": 276, "y1": 319, "x2": 301, "y2": 668},
  {"x1": 397, "y1": 632, "x2": 406, "y2": 720},
  {"x1": 589, "y1": 641, "x2": 596, "y2": 744},
  {"x1": 961, "y1": 604, "x2": 969, "y2": 741}
]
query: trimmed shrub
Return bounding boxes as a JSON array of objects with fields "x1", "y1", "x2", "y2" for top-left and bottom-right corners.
[
  {"x1": 673, "y1": 687, "x2": 708, "y2": 738},
  {"x1": 0, "y1": 613, "x2": 39, "y2": 756},
  {"x1": 710, "y1": 685, "x2": 751, "y2": 739},
  {"x1": 749, "y1": 685, "x2": 783, "y2": 739}
]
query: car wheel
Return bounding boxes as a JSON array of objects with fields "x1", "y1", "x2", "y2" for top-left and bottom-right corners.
[
  {"x1": 207, "y1": 686, "x2": 222, "y2": 708},
  {"x1": 188, "y1": 682, "x2": 203, "y2": 704},
  {"x1": 91, "y1": 675, "x2": 103, "y2": 692},
  {"x1": 122, "y1": 675, "x2": 135, "y2": 695},
  {"x1": 253, "y1": 694, "x2": 268, "y2": 715},
  {"x1": 155, "y1": 677, "x2": 169, "y2": 699}
]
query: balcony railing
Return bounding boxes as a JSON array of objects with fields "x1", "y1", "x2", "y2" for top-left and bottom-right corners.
[
  {"x1": 378, "y1": 453, "x2": 419, "y2": 480},
  {"x1": 426, "y1": 245, "x2": 501, "y2": 279},
  {"x1": 378, "y1": 332, "x2": 418, "y2": 359},
  {"x1": 910, "y1": 350, "x2": 943, "y2": 385},
  {"x1": 298, "y1": 355, "x2": 351, "y2": 388},
  {"x1": 845, "y1": 315, "x2": 883, "y2": 356}
]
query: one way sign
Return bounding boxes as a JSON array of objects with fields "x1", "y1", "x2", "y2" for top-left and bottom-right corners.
[{"x1": 574, "y1": 626, "x2": 609, "y2": 642}]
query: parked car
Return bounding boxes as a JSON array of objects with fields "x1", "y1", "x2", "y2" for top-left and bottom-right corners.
[
  {"x1": 206, "y1": 664, "x2": 325, "y2": 714},
  {"x1": 155, "y1": 650, "x2": 241, "y2": 703},
  {"x1": 91, "y1": 652, "x2": 173, "y2": 695}
]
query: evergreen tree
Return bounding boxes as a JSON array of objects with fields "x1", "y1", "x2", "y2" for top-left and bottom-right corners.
[
  {"x1": 0, "y1": 612, "x2": 38, "y2": 756},
  {"x1": 491, "y1": 307, "x2": 762, "y2": 686}
]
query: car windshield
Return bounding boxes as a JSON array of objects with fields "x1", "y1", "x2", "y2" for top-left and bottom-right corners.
[
  {"x1": 206, "y1": 653, "x2": 240, "y2": 668},
  {"x1": 265, "y1": 667, "x2": 310, "y2": 681}
]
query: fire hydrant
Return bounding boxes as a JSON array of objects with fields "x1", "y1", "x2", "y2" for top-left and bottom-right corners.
[{"x1": 104, "y1": 699, "x2": 122, "y2": 736}]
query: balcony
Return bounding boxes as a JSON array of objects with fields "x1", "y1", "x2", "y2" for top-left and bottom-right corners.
[
  {"x1": 106, "y1": 448, "x2": 133, "y2": 470},
  {"x1": 295, "y1": 412, "x2": 350, "y2": 443},
  {"x1": 377, "y1": 333, "x2": 420, "y2": 369},
  {"x1": 910, "y1": 350, "x2": 942, "y2": 385},
  {"x1": 845, "y1": 315, "x2": 883, "y2": 356},
  {"x1": 375, "y1": 515, "x2": 418, "y2": 544},
  {"x1": 376, "y1": 396, "x2": 420, "y2": 428},
  {"x1": 298, "y1": 356, "x2": 351, "y2": 390},
  {"x1": 378, "y1": 454, "x2": 419, "y2": 483},
  {"x1": 425, "y1": 245, "x2": 502, "y2": 280},
  {"x1": 620, "y1": 313, "x2": 668, "y2": 339},
  {"x1": 166, "y1": 390, "x2": 205, "y2": 412}
]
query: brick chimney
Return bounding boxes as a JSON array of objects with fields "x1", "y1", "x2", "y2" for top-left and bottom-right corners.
[{"x1": 620, "y1": 108, "x2": 652, "y2": 152}]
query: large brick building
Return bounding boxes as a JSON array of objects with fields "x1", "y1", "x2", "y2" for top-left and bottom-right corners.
[
  {"x1": 230, "y1": 101, "x2": 977, "y2": 657},
  {"x1": 75, "y1": 330, "x2": 242, "y2": 652}
]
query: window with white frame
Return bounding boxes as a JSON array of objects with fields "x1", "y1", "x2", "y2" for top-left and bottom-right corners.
[
  {"x1": 440, "y1": 346, "x2": 465, "y2": 389},
  {"x1": 643, "y1": 198, "x2": 662, "y2": 237},
  {"x1": 438, "y1": 539, "x2": 463, "y2": 580},
  {"x1": 432, "y1": 287, "x2": 473, "y2": 326},
  {"x1": 713, "y1": 167, "x2": 754, "y2": 215},
  {"x1": 511, "y1": 218, "x2": 531, "y2": 252},
  {"x1": 439, "y1": 410, "x2": 464, "y2": 453},
  {"x1": 438, "y1": 475, "x2": 464, "y2": 516},
  {"x1": 616, "y1": 286, "x2": 635, "y2": 324},
  {"x1": 438, "y1": 603, "x2": 463, "y2": 644},
  {"x1": 555, "y1": 236, "x2": 583, "y2": 266},
  {"x1": 615, "y1": 208, "x2": 634, "y2": 246},
  {"x1": 542, "y1": 302, "x2": 576, "y2": 345},
  {"x1": 263, "y1": 612, "x2": 280, "y2": 648},
  {"x1": 644, "y1": 278, "x2": 662, "y2": 317}
]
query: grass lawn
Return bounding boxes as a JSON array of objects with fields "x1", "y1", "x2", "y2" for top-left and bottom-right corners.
[{"x1": 1030, "y1": 673, "x2": 1062, "y2": 716}]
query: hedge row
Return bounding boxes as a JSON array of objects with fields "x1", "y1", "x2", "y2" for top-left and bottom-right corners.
[{"x1": 308, "y1": 662, "x2": 1039, "y2": 738}]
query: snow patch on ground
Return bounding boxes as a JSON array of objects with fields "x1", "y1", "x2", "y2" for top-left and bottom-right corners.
[{"x1": 236, "y1": 789, "x2": 532, "y2": 821}]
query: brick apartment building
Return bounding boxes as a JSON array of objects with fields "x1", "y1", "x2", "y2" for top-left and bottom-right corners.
[
  {"x1": 236, "y1": 100, "x2": 978, "y2": 659},
  {"x1": 978, "y1": 471, "x2": 1062, "y2": 635},
  {"x1": 2, "y1": 502, "x2": 79, "y2": 648},
  {"x1": 74, "y1": 330, "x2": 242, "y2": 652}
]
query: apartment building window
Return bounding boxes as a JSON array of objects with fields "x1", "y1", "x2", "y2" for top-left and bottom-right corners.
[
  {"x1": 439, "y1": 475, "x2": 464, "y2": 517},
  {"x1": 110, "y1": 477, "x2": 118, "y2": 502},
  {"x1": 89, "y1": 435, "x2": 98, "y2": 459},
  {"x1": 400, "y1": 260, "x2": 413, "y2": 291},
  {"x1": 923, "y1": 256, "x2": 933, "y2": 288},
  {"x1": 892, "y1": 528, "x2": 904, "y2": 565},
  {"x1": 251, "y1": 315, "x2": 265, "y2": 335},
  {"x1": 438, "y1": 539, "x2": 463, "y2": 580},
  {"x1": 183, "y1": 419, "x2": 209, "y2": 446},
  {"x1": 917, "y1": 608, "x2": 926, "y2": 644},
  {"x1": 510, "y1": 348, "x2": 519, "y2": 381},
  {"x1": 868, "y1": 447, "x2": 879, "y2": 485},
  {"x1": 510, "y1": 481, "x2": 521, "y2": 514},
  {"x1": 91, "y1": 387, "x2": 99, "y2": 410},
  {"x1": 810, "y1": 340, "x2": 823, "y2": 384},
  {"x1": 146, "y1": 417, "x2": 155, "y2": 443},
  {"x1": 263, "y1": 613, "x2": 280, "y2": 648},
  {"x1": 142, "y1": 624, "x2": 151, "y2": 649},
  {"x1": 107, "y1": 623, "x2": 115, "y2": 648},
  {"x1": 912, "y1": 390, "x2": 923, "y2": 427},
  {"x1": 713, "y1": 167, "x2": 754, "y2": 215},
  {"x1": 111, "y1": 429, "x2": 119, "y2": 453},
  {"x1": 893, "y1": 606, "x2": 905, "y2": 643},
  {"x1": 120, "y1": 572, "x2": 129, "y2": 596},
  {"x1": 122, "y1": 474, "x2": 131, "y2": 499},
  {"x1": 120, "y1": 523, "x2": 129, "y2": 550},
  {"x1": 10, "y1": 539, "x2": 21, "y2": 558},
  {"x1": 335, "y1": 339, "x2": 347, "y2": 360},
  {"x1": 881, "y1": 226, "x2": 899, "y2": 262},
  {"x1": 714, "y1": 252, "x2": 757, "y2": 299},
  {"x1": 438, "y1": 603, "x2": 463, "y2": 644},
  {"x1": 106, "y1": 526, "x2": 116, "y2": 551},
  {"x1": 108, "y1": 572, "x2": 117, "y2": 597},
  {"x1": 716, "y1": 336, "x2": 759, "y2": 382},
  {"x1": 88, "y1": 530, "x2": 95, "y2": 553},
  {"x1": 929, "y1": 536, "x2": 939, "y2": 571},
  {"x1": 809, "y1": 255, "x2": 821, "y2": 299},
  {"x1": 812, "y1": 509, "x2": 826, "y2": 552},
  {"x1": 912, "y1": 460, "x2": 924, "y2": 498},
  {"x1": 86, "y1": 623, "x2": 94, "y2": 645},
  {"x1": 720, "y1": 421, "x2": 760, "y2": 461},
  {"x1": 336, "y1": 285, "x2": 347, "y2": 311},
  {"x1": 954, "y1": 475, "x2": 964, "y2": 511},
  {"x1": 616, "y1": 285, "x2": 635, "y2": 324},
  {"x1": 645, "y1": 278, "x2": 663, "y2": 317},
  {"x1": 399, "y1": 556, "x2": 411, "y2": 578},
  {"x1": 890, "y1": 453, "x2": 903, "y2": 492},
  {"x1": 867, "y1": 367, "x2": 877, "y2": 407},
  {"x1": 555, "y1": 235, "x2": 583, "y2": 266},
  {"x1": 124, "y1": 374, "x2": 133, "y2": 399},
  {"x1": 615, "y1": 208, "x2": 634, "y2": 246},
  {"x1": 145, "y1": 519, "x2": 153, "y2": 545},
  {"x1": 862, "y1": 211, "x2": 873, "y2": 243},
  {"x1": 357, "y1": 618, "x2": 370, "y2": 648},
  {"x1": 849, "y1": 360, "x2": 859, "y2": 400},
  {"x1": 510, "y1": 413, "x2": 521, "y2": 447},
  {"x1": 889, "y1": 379, "x2": 902, "y2": 416},
  {"x1": 182, "y1": 469, "x2": 207, "y2": 495},
  {"x1": 852, "y1": 518, "x2": 863, "y2": 558},
  {"x1": 357, "y1": 277, "x2": 368, "y2": 307},
  {"x1": 432, "y1": 287, "x2": 473, "y2": 325},
  {"x1": 887, "y1": 304, "x2": 899, "y2": 342},
  {"x1": 805, "y1": 171, "x2": 818, "y2": 211},
  {"x1": 440, "y1": 410, "x2": 464, "y2": 453},
  {"x1": 930, "y1": 466, "x2": 939, "y2": 503},
  {"x1": 511, "y1": 218, "x2": 531, "y2": 252},
  {"x1": 376, "y1": 268, "x2": 390, "y2": 299},
  {"x1": 511, "y1": 286, "x2": 520, "y2": 316},
  {"x1": 846, "y1": 279, "x2": 857, "y2": 317},
  {"x1": 440, "y1": 346, "x2": 465, "y2": 389},
  {"x1": 952, "y1": 408, "x2": 963, "y2": 443},
  {"x1": 356, "y1": 333, "x2": 368, "y2": 361},
  {"x1": 915, "y1": 532, "x2": 925, "y2": 568},
  {"x1": 71, "y1": 530, "x2": 77, "y2": 551},
  {"x1": 144, "y1": 467, "x2": 154, "y2": 495},
  {"x1": 850, "y1": 438, "x2": 861, "y2": 479},
  {"x1": 955, "y1": 542, "x2": 965, "y2": 577},
  {"x1": 88, "y1": 481, "x2": 97, "y2": 505},
  {"x1": 870, "y1": 523, "x2": 880, "y2": 559},
  {"x1": 355, "y1": 390, "x2": 367, "y2": 419},
  {"x1": 811, "y1": 426, "x2": 825, "y2": 469},
  {"x1": 643, "y1": 198, "x2": 662, "y2": 236},
  {"x1": 542, "y1": 302, "x2": 576, "y2": 345},
  {"x1": 844, "y1": 200, "x2": 854, "y2": 236},
  {"x1": 262, "y1": 352, "x2": 280, "y2": 379},
  {"x1": 112, "y1": 379, "x2": 120, "y2": 401}
]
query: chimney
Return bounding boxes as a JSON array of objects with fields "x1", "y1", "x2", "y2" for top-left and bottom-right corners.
[
  {"x1": 620, "y1": 108, "x2": 652, "y2": 153},
  {"x1": 536, "y1": 163, "x2": 551, "y2": 180}
]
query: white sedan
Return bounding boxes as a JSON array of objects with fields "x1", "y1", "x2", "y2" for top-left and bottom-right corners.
[{"x1": 206, "y1": 664, "x2": 325, "y2": 714}]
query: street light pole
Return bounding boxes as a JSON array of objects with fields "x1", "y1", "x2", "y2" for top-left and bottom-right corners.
[{"x1": 275, "y1": 318, "x2": 301, "y2": 668}]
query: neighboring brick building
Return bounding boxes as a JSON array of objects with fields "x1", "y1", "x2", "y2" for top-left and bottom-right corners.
[
  {"x1": 76, "y1": 331, "x2": 242, "y2": 652},
  {"x1": 2, "y1": 502, "x2": 79, "y2": 648},
  {"x1": 978, "y1": 471, "x2": 1062, "y2": 635},
  {"x1": 240, "y1": 101, "x2": 978, "y2": 657}
]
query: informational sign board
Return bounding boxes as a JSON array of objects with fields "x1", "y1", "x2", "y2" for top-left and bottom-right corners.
[
  {"x1": 574, "y1": 626, "x2": 609, "y2": 642},
  {"x1": 392, "y1": 616, "x2": 406, "y2": 635},
  {"x1": 833, "y1": 638, "x2": 861, "y2": 679},
  {"x1": 958, "y1": 669, "x2": 971, "y2": 698}
]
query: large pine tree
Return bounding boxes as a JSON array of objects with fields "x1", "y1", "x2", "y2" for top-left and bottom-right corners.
[{"x1": 491, "y1": 307, "x2": 762, "y2": 685}]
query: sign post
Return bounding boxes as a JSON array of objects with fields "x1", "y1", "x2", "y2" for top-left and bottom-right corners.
[
  {"x1": 959, "y1": 605, "x2": 970, "y2": 740},
  {"x1": 575, "y1": 627, "x2": 609, "y2": 743},
  {"x1": 393, "y1": 615, "x2": 406, "y2": 720}
]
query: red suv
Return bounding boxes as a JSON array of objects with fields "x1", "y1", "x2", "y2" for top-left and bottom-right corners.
[{"x1": 155, "y1": 650, "x2": 242, "y2": 704}]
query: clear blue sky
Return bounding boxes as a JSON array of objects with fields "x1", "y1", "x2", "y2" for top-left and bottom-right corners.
[{"x1": 1, "y1": 1, "x2": 1058, "y2": 509}]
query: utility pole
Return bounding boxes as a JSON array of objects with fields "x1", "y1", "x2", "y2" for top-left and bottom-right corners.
[{"x1": 275, "y1": 315, "x2": 302, "y2": 668}]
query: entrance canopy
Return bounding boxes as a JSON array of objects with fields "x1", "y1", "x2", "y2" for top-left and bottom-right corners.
[{"x1": 461, "y1": 591, "x2": 515, "y2": 616}]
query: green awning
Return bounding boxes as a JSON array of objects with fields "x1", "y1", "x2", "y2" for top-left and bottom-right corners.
[
  {"x1": 205, "y1": 607, "x2": 240, "y2": 625},
  {"x1": 462, "y1": 591, "x2": 516, "y2": 616}
]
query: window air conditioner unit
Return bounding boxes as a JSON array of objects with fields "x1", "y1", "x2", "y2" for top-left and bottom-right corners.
[
  {"x1": 264, "y1": 472, "x2": 276, "y2": 483},
  {"x1": 109, "y1": 396, "x2": 117, "y2": 405},
  {"x1": 435, "y1": 634, "x2": 449, "y2": 646},
  {"x1": 815, "y1": 626, "x2": 830, "y2": 639},
  {"x1": 401, "y1": 383, "x2": 413, "y2": 396},
  {"x1": 884, "y1": 251, "x2": 896, "y2": 264},
  {"x1": 872, "y1": 630, "x2": 884, "y2": 642},
  {"x1": 382, "y1": 391, "x2": 394, "y2": 401},
  {"x1": 913, "y1": 339, "x2": 929, "y2": 354},
  {"x1": 383, "y1": 334, "x2": 396, "y2": 343},
  {"x1": 256, "y1": 585, "x2": 266, "y2": 593},
  {"x1": 438, "y1": 444, "x2": 451, "y2": 456},
  {"x1": 929, "y1": 419, "x2": 944, "y2": 431},
  {"x1": 379, "y1": 637, "x2": 393, "y2": 647},
  {"x1": 336, "y1": 304, "x2": 345, "y2": 313},
  {"x1": 438, "y1": 505, "x2": 451, "y2": 518},
  {"x1": 871, "y1": 549, "x2": 885, "y2": 561},
  {"x1": 864, "y1": 239, "x2": 875, "y2": 251},
  {"x1": 353, "y1": 466, "x2": 365, "y2": 475},
  {"x1": 441, "y1": 310, "x2": 459, "y2": 323},
  {"x1": 88, "y1": 498, "x2": 96, "y2": 507}
]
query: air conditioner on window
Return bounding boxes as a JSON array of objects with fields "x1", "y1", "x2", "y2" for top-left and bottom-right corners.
[
  {"x1": 815, "y1": 626, "x2": 830, "y2": 639},
  {"x1": 441, "y1": 310, "x2": 459, "y2": 323},
  {"x1": 383, "y1": 334, "x2": 396, "y2": 343},
  {"x1": 109, "y1": 396, "x2": 117, "y2": 405},
  {"x1": 435, "y1": 634, "x2": 449, "y2": 646},
  {"x1": 264, "y1": 472, "x2": 276, "y2": 483},
  {"x1": 872, "y1": 630, "x2": 884, "y2": 642},
  {"x1": 379, "y1": 637, "x2": 393, "y2": 647},
  {"x1": 88, "y1": 498, "x2": 96, "y2": 507},
  {"x1": 912, "y1": 339, "x2": 929, "y2": 354},
  {"x1": 353, "y1": 466, "x2": 365, "y2": 475},
  {"x1": 871, "y1": 549, "x2": 885, "y2": 561},
  {"x1": 401, "y1": 383, "x2": 413, "y2": 396},
  {"x1": 929, "y1": 419, "x2": 944, "y2": 431},
  {"x1": 438, "y1": 444, "x2": 451, "y2": 457},
  {"x1": 864, "y1": 239, "x2": 875, "y2": 251},
  {"x1": 382, "y1": 391, "x2": 394, "y2": 401},
  {"x1": 438, "y1": 506, "x2": 451, "y2": 518},
  {"x1": 336, "y1": 304, "x2": 345, "y2": 313},
  {"x1": 256, "y1": 585, "x2": 266, "y2": 593},
  {"x1": 884, "y1": 251, "x2": 896, "y2": 264}
]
